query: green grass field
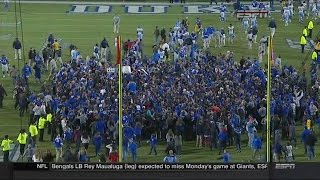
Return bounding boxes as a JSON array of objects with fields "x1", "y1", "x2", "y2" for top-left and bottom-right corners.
[{"x1": 0, "y1": 1, "x2": 317, "y2": 162}]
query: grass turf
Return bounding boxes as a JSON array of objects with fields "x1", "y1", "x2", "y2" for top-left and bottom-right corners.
[{"x1": 0, "y1": 2, "x2": 317, "y2": 162}]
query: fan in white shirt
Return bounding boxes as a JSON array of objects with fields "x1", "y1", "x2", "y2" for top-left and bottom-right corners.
[
  {"x1": 113, "y1": 15, "x2": 120, "y2": 34},
  {"x1": 228, "y1": 24, "x2": 235, "y2": 44},
  {"x1": 161, "y1": 43, "x2": 170, "y2": 51},
  {"x1": 61, "y1": 118, "x2": 67, "y2": 132},
  {"x1": 275, "y1": 55, "x2": 282, "y2": 69},
  {"x1": 285, "y1": 143, "x2": 294, "y2": 162},
  {"x1": 158, "y1": 49, "x2": 165, "y2": 61},
  {"x1": 32, "y1": 151, "x2": 43, "y2": 162}
]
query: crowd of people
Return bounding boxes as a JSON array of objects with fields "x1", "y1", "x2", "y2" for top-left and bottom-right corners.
[
  {"x1": 1, "y1": 15, "x2": 270, "y2": 163},
  {"x1": 0, "y1": 0, "x2": 319, "y2": 164}
]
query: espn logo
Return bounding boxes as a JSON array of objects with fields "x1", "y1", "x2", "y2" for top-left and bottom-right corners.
[
  {"x1": 236, "y1": 10, "x2": 268, "y2": 18},
  {"x1": 274, "y1": 164, "x2": 295, "y2": 170}
]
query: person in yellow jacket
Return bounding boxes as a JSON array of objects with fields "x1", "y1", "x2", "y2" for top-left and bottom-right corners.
[
  {"x1": 306, "y1": 119, "x2": 312, "y2": 130},
  {"x1": 300, "y1": 35, "x2": 307, "y2": 53},
  {"x1": 17, "y1": 129, "x2": 28, "y2": 159},
  {"x1": 303, "y1": 26, "x2": 308, "y2": 38},
  {"x1": 38, "y1": 115, "x2": 46, "y2": 142},
  {"x1": 46, "y1": 112, "x2": 53, "y2": 135},
  {"x1": 308, "y1": 20, "x2": 314, "y2": 38},
  {"x1": 194, "y1": 24, "x2": 201, "y2": 34},
  {"x1": 312, "y1": 50, "x2": 318, "y2": 61},
  {"x1": 1, "y1": 135, "x2": 14, "y2": 162},
  {"x1": 29, "y1": 122, "x2": 38, "y2": 145}
]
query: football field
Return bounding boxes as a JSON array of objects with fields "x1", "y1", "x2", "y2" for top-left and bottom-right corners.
[{"x1": 0, "y1": 0, "x2": 317, "y2": 162}]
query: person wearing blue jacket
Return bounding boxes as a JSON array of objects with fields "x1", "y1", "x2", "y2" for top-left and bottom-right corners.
[
  {"x1": 234, "y1": 126, "x2": 242, "y2": 152},
  {"x1": 301, "y1": 127, "x2": 311, "y2": 154},
  {"x1": 54, "y1": 134, "x2": 63, "y2": 162},
  {"x1": 63, "y1": 127, "x2": 73, "y2": 148},
  {"x1": 96, "y1": 119, "x2": 106, "y2": 135},
  {"x1": 148, "y1": 133, "x2": 158, "y2": 155},
  {"x1": 218, "y1": 150, "x2": 231, "y2": 163},
  {"x1": 123, "y1": 125, "x2": 135, "y2": 140},
  {"x1": 93, "y1": 132, "x2": 103, "y2": 156},
  {"x1": 252, "y1": 134, "x2": 262, "y2": 160},
  {"x1": 163, "y1": 150, "x2": 177, "y2": 163},
  {"x1": 127, "y1": 81, "x2": 137, "y2": 94},
  {"x1": 129, "y1": 139, "x2": 138, "y2": 162},
  {"x1": 218, "y1": 128, "x2": 228, "y2": 155},
  {"x1": 134, "y1": 122, "x2": 142, "y2": 145},
  {"x1": 222, "y1": 150, "x2": 231, "y2": 163},
  {"x1": 22, "y1": 63, "x2": 32, "y2": 85}
]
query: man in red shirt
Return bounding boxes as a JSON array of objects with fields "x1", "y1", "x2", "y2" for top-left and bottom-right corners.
[{"x1": 108, "y1": 149, "x2": 119, "y2": 163}]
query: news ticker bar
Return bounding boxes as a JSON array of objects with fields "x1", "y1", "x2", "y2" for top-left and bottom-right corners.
[{"x1": 13, "y1": 163, "x2": 272, "y2": 171}]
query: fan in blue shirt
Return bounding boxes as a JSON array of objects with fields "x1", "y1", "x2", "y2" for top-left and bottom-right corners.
[
  {"x1": 124, "y1": 125, "x2": 135, "y2": 140},
  {"x1": 218, "y1": 150, "x2": 231, "y2": 163},
  {"x1": 93, "y1": 132, "x2": 103, "y2": 156},
  {"x1": 22, "y1": 63, "x2": 32, "y2": 83},
  {"x1": 163, "y1": 150, "x2": 177, "y2": 163},
  {"x1": 252, "y1": 134, "x2": 262, "y2": 160},
  {"x1": 54, "y1": 135, "x2": 63, "y2": 149},
  {"x1": 129, "y1": 140, "x2": 138, "y2": 162},
  {"x1": 96, "y1": 120, "x2": 106, "y2": 135},
  {"x1": 127, "y1": 81, "x2": 137, "y2": 94},
  {"x1": 148, "y1": 133, "x2": 158, "y2": 155}
]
